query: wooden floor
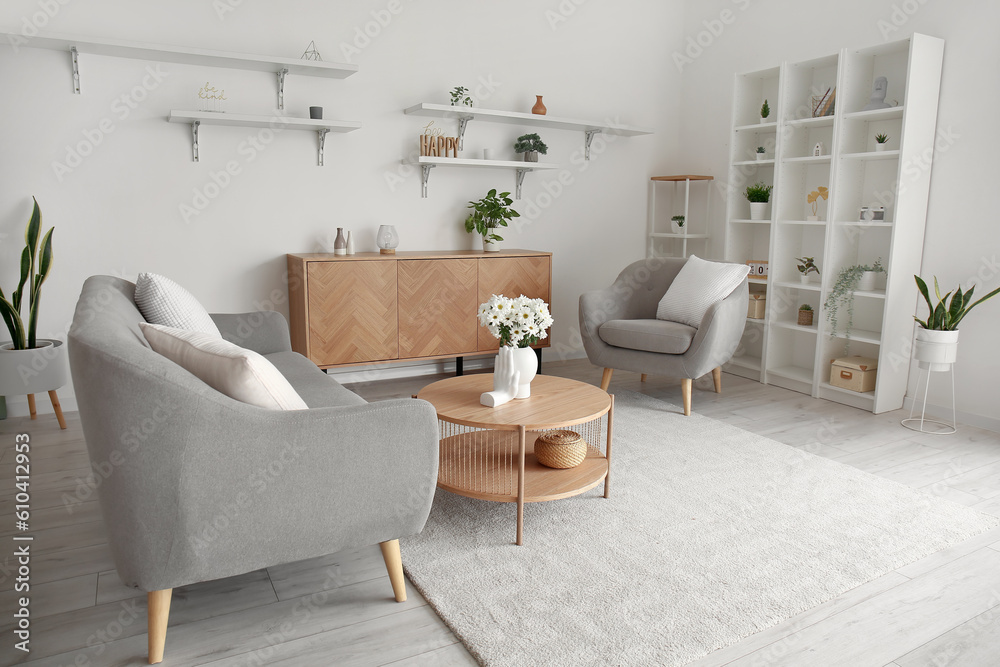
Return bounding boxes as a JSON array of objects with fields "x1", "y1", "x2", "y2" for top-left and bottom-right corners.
[{"x1": 2, "y1": 358, "x2": 999, "y2": 666}]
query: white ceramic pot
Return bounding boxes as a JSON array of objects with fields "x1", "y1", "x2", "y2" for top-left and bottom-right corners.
[
  {"x1": 0, "y1": 339, "x2": 69, "y2": 396},
  {"x1": 875, "y1": 143, "x2": 887, "y2": 152},
  {"x1": 511, "y1": 346, "x2": 537, "y2": 399},
  {"x1": 858, "y1": 271, "x2": 878, "y2": 291},
  {"x1": 913, "y1": 328, "x2": 959, "y2": 372},
  {"x1": 760, "y1": 117, "x2": 768, "y2": 124},
  {"x1": 756, "y1": 153, "x2": 765, "y2": 161},
  {"x1": 749, "y1": 202, "x2": 768, "y2": 221},
  {"x1": 800, "y1": 275, "x2": 810, "y2": 285},
  {"x1": 671, "y1": 221, "x2": 685, "y2": 233},
  {"x1": 483, "y1": 237, "x2": 500, "y2": 252}
]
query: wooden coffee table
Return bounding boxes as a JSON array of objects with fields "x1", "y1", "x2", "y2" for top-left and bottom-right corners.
[{"x1": 417, "y1": 374, "x2": 613, "y2": 545}]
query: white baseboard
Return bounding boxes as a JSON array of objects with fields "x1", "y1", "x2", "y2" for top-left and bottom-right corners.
[{"x1": 901, "y1": 396, "x2": 1000, "y2": 434}]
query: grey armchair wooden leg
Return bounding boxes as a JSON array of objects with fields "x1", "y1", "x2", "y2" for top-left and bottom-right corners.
[
  {"x1": 681, "y1": 379, "x2": 692, "y2": 416},
  {"x1": 640, "y1": 373, "x2": 647, "y2": 383},
  {"x1": 712, "y1": 367, "x2": 722, "y2": 394},
  {"x1": 600, "y1": 368, "x2": 614, "y2": 392},
  {"x1": 380, "y1": 539, "x2": 407, "y2": 602},
  {"x1": 148, "y1": 589, "x2": 172, "y2": 664}
]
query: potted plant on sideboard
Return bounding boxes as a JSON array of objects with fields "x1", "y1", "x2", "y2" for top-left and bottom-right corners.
[
  {"x1": 912, "y1": 275, "x2": 1000, "y2": 371},
  {"x1": 465, "y1": 189, "x2": 520, "y2": 252},
  {"x1": 514, "y1": 133, "x2": 548, "y2": 162},
  {"x1": 0, "y1": 197, "x2": 68, "y2": 428},
  {"x1": 745, "y1": 182, "x2": 773, "y2": 221}
]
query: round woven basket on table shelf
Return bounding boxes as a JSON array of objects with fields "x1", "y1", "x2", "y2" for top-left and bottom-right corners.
[{"x1": 535, "y1": 430, "x2": 588, "y2": 469}]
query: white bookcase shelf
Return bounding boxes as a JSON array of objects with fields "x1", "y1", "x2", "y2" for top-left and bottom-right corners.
[
  {"x1": 402, "y1": 156, "x2": 559, "y2": 198},
  {"x1": 647, "y1": 175, "x2": 713, "y2": 259},
  {"x1": 722, "y1": 34, "x2": 945, "y2": 413}
]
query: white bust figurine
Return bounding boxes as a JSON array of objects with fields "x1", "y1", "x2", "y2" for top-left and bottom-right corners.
[
  {"x1": 480, "y1": 346, "x2": 521, "y2": 407},
  {"x1": 862, "y1": 76, "x2": 891, "y2": 111}
]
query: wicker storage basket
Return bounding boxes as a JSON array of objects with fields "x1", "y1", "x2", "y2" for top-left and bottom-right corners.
[
  {"x1": 535, "y1": 430, "x2": 588, "y2": 469},
  {"x1": 797, "y1": 309, "x2": 814, "y2": 326}
]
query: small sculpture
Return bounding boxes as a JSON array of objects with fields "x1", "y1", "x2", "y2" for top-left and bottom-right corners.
[
  {"x1": 862, "y1": 76, "x2": 891, "y2": 111},
  {"x1": 480, "y1": 346, "x2": 521, "y2": 407},
  {"x1": 301, "y1": 41, "x2": 322, "y2": 61}
]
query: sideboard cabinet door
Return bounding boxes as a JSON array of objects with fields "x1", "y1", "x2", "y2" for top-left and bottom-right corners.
[
  {"x1": 398, "y1": 259, "x2": 479, "y2": 358},
  {"x1": 477, "y1": 256, "x2": 552, "y2": 351}
]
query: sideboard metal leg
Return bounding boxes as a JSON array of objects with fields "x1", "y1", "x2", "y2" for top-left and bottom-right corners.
[{"x1": 456, "y1": 356, "x2": 464, "y2": 377}]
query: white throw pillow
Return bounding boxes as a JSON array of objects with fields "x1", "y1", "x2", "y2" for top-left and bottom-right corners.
[
  {"x1": 656, "y1": 255, "x2": 750, "y2": 328},
  {"x1": 140, "y1": 322, "x2": 308, "y2": 411},
  {"x1": 135, "y1": 272, "x2": 221, "y2": 337}
]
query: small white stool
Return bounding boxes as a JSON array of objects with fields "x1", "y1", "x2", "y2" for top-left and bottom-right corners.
[{"x1": 901, "y1": 361, "x2": 956, "y2": 435}]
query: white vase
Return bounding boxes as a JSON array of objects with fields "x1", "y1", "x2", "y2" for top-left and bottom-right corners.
[
  {"x1": 483, "y1": 237, "x2": 500, "y2": 252},
  {"x1": 511, "y1": 346, "x2": 537, "y2": 399},
  {"x1": 0, "y1": 339, "x2": 69, "y2": 396},
  {"x1": 345, "y1": 231, "x2": 355, "y2": 255},
  {"x1": 913, "y1": 328, "x2": 959, "y2": 372},
  {"x1": 749, "y1": 202, "x2": 768, "y2": 221},
  {"x1": 858, "y1": 271, "x2": 878, "y2": 291}
]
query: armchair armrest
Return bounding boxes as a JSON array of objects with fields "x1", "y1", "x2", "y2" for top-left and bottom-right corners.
[
  {"x1": 680, "y1": 278, "x2": 749, "y2": 377},
  {"x1": 211, "y1": 311, "x2": 292, "y2": 355}
]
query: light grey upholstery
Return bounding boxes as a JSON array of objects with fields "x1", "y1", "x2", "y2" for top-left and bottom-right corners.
[
  {"x1": 580, "y1": 257, "x2": 748, "y2": 391},
  {"x1": 598, "y1": 319, "x2": 697, "y2": 355},
  {"x1": 68, "y1": 276, "x2": 439, "y2": 593}
]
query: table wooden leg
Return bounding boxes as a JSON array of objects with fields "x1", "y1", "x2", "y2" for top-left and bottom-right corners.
[
  {"x1": 516, "y1": 425, "x2": 525, "y2": 546},
  {"x1": 605, "y1": 395, "x2": 614, "y2": 499}
]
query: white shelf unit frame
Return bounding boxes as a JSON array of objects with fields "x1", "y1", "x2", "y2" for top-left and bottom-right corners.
[
  {"x1": 402, "y1": 156, "x2": 560, "y2": 199},
  {"x1": 167, "y1": 111, "x2": 360, "y2": 166},
  {"x1": 723, "y1": 66, "x2": 781, "y2": 380},
  {"x1": 647, "y1": 175, "x2": 713, "y2": 259},
  {"x1": 3, "y1": 31, "x2": 357, "y2": 107}
]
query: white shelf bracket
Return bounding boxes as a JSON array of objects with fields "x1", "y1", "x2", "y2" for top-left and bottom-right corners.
[
  {"x1": 420, "y1": 164, "x2": 435, "y2": 198},
  {"x1": 584, "y1": 129, "x2": 602, "y2": 160},
  {"x1": 457, "y1": 116, "x2": 471, "y2": 151},
  {"x1": 514, "y1": 168, "x2": 529, "y2": 199},
  {"x1": 190, "y1": 120, "x2": 201, "y2": 162},
  {"x1": 70, "y1": 47, "x2": 81, "y2": 94},
  {"x1": 277, "y1": 68, "x2": 288, "y2": 110},
  {"x1": 317, "y1": 129, "x2": 329, "y2": 167}
]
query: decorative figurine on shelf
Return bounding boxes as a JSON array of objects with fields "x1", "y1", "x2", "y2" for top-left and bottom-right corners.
[
  {"x1": 806, "y1": 186, "x2": 829, "y2": 221},
  {"x1": 197, "y1": 82, "x2": 227, "y2": 113},
  {"x1": 862, "y1": 76, "x2": 891, "y2": 111},
  {"x1": 480, "y1": 346, "x2": 521, "y2": 407},
  {"x1": 813, "y1": 141, "x2": 824, "y2": 156},
  {"x1": 418, "y1": 121, "x2": 458, "y2": 157},
  {"x1": 301, "y1": 40, "x2": 322, "y2": 61}
]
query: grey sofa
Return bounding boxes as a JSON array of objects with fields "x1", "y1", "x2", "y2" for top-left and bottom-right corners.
[
  {"x1": 68, "y1": 276, "x2": 439, "y2": 664},
  {"x1": 580, "y1": 258, "x2": 748, "y2": 415}
]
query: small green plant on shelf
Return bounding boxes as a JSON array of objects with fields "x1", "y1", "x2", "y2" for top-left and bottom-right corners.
[
  {"x1": 465, "y1": 189, "x2": 519, "y2": 244},
  {"x1": 796, "y1": 256, "x2": 820, "y2": 276},
  {"x1": 671, "y1": 215, "x2": 686, "y2": 228},
  {"x1": 824, "y1": 258, "x2": 885, "y2": 353},
  {"x1": 799, "y1": 304, "x2": 813, "y2": 311},
  {"x1": 797, "y1": 303, "x2": 814, "y2": 327},
  {"x1": 760, "y1": 99, "x2": 770, "y2": 120},
  {"x1": 449, "y1": 86, "x2": 473, "y2": 107},
  {"x1": 913, "y1": 276, "x2": 1000, "y2": 330},
  {"x1": 756, "y1": 146, "x2": 765, "y2": 154},
  {"x1": 875, "y1": 133, "x2": 889, "y2": 144},
  {"x1": 744, "y1": 182, "x2": 773, "y2": 203},
  {"x1": 514, "y1": 133, "x2": 548, "y2": 155}
]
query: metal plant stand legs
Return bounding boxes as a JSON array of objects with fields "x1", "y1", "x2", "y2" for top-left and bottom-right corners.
[{"x1": 901, "y1": 364, "x2": 957, "y2": 435}]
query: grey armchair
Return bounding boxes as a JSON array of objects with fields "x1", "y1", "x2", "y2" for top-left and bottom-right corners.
[
  {"x1": 580, "y1": 257, "x2": 748, "y2": 415},
  {"x1": 68, "y1": 276, "x2": 439, "y2": 664}
]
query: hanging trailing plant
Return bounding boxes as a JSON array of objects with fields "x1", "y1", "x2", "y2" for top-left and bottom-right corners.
[{"x1": 824, "y1": 258, "x2": 883, "y2": 354}]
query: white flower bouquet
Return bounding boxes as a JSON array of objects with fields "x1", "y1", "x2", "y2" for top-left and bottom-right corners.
[{"x1": 477, "y1": 294, "x2": 554, "y2": 348}]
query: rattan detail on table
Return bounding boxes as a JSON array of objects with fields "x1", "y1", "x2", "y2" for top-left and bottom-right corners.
[{"x1": 416, "y1": 374, "x2": 614, "y2": 545}]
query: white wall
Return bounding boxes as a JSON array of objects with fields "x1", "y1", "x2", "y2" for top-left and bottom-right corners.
[
  {"x1": 675, "y1": 0, "x2": 1000, "y2": 429},
  {"x1": 0, "y1": 0, "x2": 684, "y2": 415}
]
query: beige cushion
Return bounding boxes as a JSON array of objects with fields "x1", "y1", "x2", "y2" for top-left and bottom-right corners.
[
  {"x1": 656, "y1": 255, "x2": 750, "y2": 328},
  {"x1": 135, "y1": 272, "x2": 221, "y2": 337},
  {"x1": 599, "y1": 319, "x2": 697, "y2": 355},
  {"x1": 140, "y1": 323, "x2": 308, "y2": 410}
]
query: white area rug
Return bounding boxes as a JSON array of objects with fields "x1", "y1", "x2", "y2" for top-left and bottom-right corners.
[{"x1": 402, "y1": 390, "x2": 999, "y2": 666}]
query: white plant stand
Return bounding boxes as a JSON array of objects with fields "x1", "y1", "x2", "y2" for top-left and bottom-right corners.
[
  {"x1": 647, "y1": 175, "x2": 713, "y2": 259},
  {"x1": 901, "y1": 363, "x2": 957, "y2": 434}
]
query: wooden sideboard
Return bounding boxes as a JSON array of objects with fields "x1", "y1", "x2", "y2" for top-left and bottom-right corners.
[{"x1": 287, "y1": 250, "x2": 552, "y2": 369}]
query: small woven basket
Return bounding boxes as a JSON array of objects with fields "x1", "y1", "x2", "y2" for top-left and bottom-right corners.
[
  {"x1": 797, "y1": 310, "x2": 814, "y2": 326},
  {"x1": 535, "y1": 430, "x2": 588, "y2": 469}
]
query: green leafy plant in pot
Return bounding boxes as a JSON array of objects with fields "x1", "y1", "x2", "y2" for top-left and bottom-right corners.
[
  {"x1": 671, "y1": 215, "x2": 685, "y2": 233},
  {"x1": 0, "y1": 197, "x2": 68, "y2": 426},
  {"x1": 912, "y1": 275, "x2": 1000, "y2": 371},
  {"x1": 824, "y1": 258, "x2": 884, "y2": 354},
  {"x1": 465, "y1": 189, "x2": 520, "y2": 252},
  {"x1": 514, "y1": 133, "x2": 548, "y2": 163},
  {"x1": 745, "y1": 182, "x2": 772, "y2": 221}
]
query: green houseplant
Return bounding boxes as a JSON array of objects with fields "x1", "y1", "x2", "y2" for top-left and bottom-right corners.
[
  {"x1": 514, "y1": 133, "x2": 548, "y2": 163},
  {"x1": 756, "y1": 146, "x2": 766, "y2": 161},
  {"x1": 449, "y1": 86, "x2": 473, "y2": 107},
  {"x1": 824, "y1": 258, "x2": 884, "y2": 353},
  {"x1": 760, "y1": 99, "x2": 770, "y2": 123},
  {"x1": 1, "y1": 198, "x2": 54, "y2": 350},
  {"x1": 745, "y1": 182, "x2": 773, "y2": 220},
  {"x1": 671, "y1": 215, "x2": 685, "y2": 232},
  {"x1": 912, "y1": 275, "x2": 1000, "y2": 370},
  {"x1": 796, "y1": 256, "x2": 820, "y2": 284},
  {"x1": 797, "y1": 304, "x2": 814, "y2": 327},
  {"x1": 875, "y1": 133, "x2": 889, "y2": 151},
  {"x1": 465, "y1": 189, "x2": 520, "y2": 252}
]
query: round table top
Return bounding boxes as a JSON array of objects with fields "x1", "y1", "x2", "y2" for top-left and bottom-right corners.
[{"x1": 417, "y1": 374, "x2": 611, "y2": 430}]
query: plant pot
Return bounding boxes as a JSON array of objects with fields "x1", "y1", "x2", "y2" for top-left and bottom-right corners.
[
  {"x1": 806, "y1": 215, "x2": 819, "y2": 221},
  {"x1": 511, "y1": 346, "x2": 537, "y2": 398},
  {"x1": 875, "y1": 143, "x2": 887, "y2": 152},
  {"x1": 483, "y1": 237, "x2": 500, "y2": 252},
  {"x1": 913, "y1": 328, "x2": 959, "y2": 372},
  {"x1": 798, "y1": 310, "x2": 814, "y2": 326},
  {"x1": 749, "y1": 202, "x2": 768, "y2": 221},
  {"x1": 857, "y1": 271, "x2": 878, "y2": 291},
  {"x1": 756, "y1": 153, "x2": 766, "y2": 161},
  {"x1": 800, "y1": 275, "x2": 811, "y2": 285},
  {"x1": 671, "y1": 221, "x2": 685, "y2": 234},
  {"x1": 523, "y1": 151, "x2": 539, "y2": 163},
  {"x1": 760, "y1": 117, "x2": 769, "y2": 124},
  {"x1": 0, "y1": 339, "x2": 69, "y2": 396}
]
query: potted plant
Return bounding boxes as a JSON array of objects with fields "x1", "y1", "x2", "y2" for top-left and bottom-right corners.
[
  {"x1": 797, "y1": 304, "x2": 814, "y2": 327},
  {"x1": 477, "y1": 294, "x2": 554, "y2": 400},
  {"x1": 823, "y1": 258, "x2": 885, "y2": 353},
  {"x1": 806, "y1": 186, "x2": 829, "y2": 221},
  {"x1": 857, "y1": 257, "x2": 884, "y2": 291},
  {"x1": 796, "y1": 256, "x2": 820, "y2": 284},
  {"x1": 0, "y1": 197, "x2": 68, "y2": 427},
  {"x1": 465, "y1": 189, "x2": 520, "y2": 252},
  {"x1": 514, "y1": 133, "x2": 548, "y2": 162},
  {"x1": 875, "y1": 133, "x2": 889, "y2": 152},
  {"x1": 755, "y1": 146, "x2": 766, "y2": 161},
  {"x1": 449, "y1": 86, "x2": 473, "y2": 107},
  {"x1": 760, "y1": 99, "x2": 770, "y2": 124},
  {"x1": 912, "y1": 276, "x2": 1000, "y2": 371},
  {"x1": 745, "y1": 182, "x2": 773, "y2": 220},
  {"x1": 671, "y1": 215, "x2": 686, "y2": 233}
]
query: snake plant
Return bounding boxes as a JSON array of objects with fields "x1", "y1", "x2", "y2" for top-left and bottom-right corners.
[
  {"x1": 914, "y1": 275, "x2": 1000, "y2": 330},
  {"x1": 0, "y1": 198, "x2": 55, "y2": 350}
]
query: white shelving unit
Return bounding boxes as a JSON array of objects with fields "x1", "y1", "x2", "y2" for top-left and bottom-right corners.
[
  {"x1": 722, "y1": 34, "x2": 945, "y2": 414},
  {"x1": 647, "y1": 175, "x2": 713, "y2": 259},
  {"x1": 402, "y1": 156, "x2": 560, "y2": 198}
]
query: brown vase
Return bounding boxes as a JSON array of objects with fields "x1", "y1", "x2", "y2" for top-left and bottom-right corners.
[{"x1": 532, "y1": 95, "x2": 547, "y2": 115}]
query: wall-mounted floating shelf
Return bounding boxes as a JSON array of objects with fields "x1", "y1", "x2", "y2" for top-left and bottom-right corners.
[
  {"x1": 402, "y1": 156, "x2": 559, "y2": 198},
  {"x1": 167, "y1": 111, "x2": 360, "y2": 166},
  {"x1": 5, "y1": 31, "x2": 357, "y2": 107},
  {"x1": 403, "y1": 103, "x2": 652, "y2": 159}
]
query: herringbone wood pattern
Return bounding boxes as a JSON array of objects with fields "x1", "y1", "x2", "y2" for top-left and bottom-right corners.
[
  {"x1": 477, "y1": 256, "x2": 552, "y2": 350},
  {"x1": 307, "y1": 261, "x2": 398, "y2": 364},
  {"x1": 398, "y1": 259, "x2": 479, "y2": 358}
]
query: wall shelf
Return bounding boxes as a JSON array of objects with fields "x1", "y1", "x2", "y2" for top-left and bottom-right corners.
[
  {"x1": 402, "y1": 156, "x2": 559, "y2": 199},
  {"x1": 785, "y1": 116, "x2": 836, "y2": 128},
  {"x1": 841, "y1": 149, "x2": 900, "y2": 160},
  {"x1": 167, "y1": 111, "x2": 360, "y2": 165},
  {"x1": 734, "y1": 159, "x2": 775, "y2": 166},
  {"x1": 4, "y1": 31, "x2": 356, "y2": 106},
  {"x1": 783, "y1": 155, "x2": 832, "y2": 164},
  {"x1": 735, "y1": 121, "x2": 778, "y2": 132},
  {"x1": 843, "y1": 106, "x2": 905, "y2": 122}
]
